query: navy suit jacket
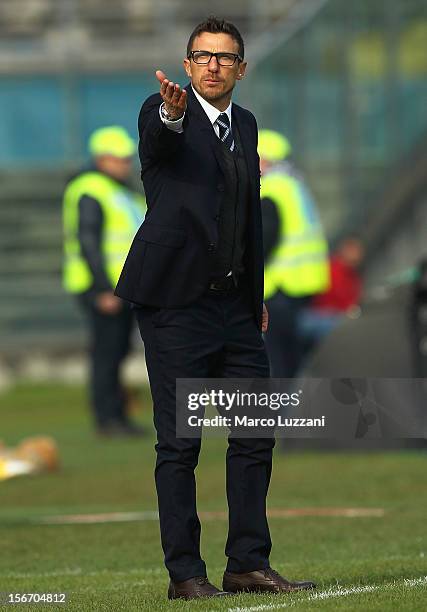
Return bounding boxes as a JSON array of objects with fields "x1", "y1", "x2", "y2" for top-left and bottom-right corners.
[{"x1": 115, "y1": 84, "x2": 264, "y2": 327}]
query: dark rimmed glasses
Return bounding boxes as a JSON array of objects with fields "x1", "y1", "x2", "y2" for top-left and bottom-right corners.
[{"x1": 188, "y1": 50, "x2": 243, "y2": 67}]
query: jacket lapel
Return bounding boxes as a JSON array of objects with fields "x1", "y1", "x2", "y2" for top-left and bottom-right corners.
[
  {"x1": 186, "y1": 85, "x2": 228, "y2": 177},
  {"x1": 232, "y1": 106, "x2": 257, "y2": 180}
]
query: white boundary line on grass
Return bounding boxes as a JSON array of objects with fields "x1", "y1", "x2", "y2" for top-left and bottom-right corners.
[
  {"x1": 227, "y1": 575, "x2": 427, "y2": 612},
  {"x1": 1, "y1": 567, "x2": 164, "y2": 579},
  {"x1": 32, "y1": 507, "x2": 385, "y2": 525}
]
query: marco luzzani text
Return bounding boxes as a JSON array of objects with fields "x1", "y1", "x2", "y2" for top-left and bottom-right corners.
[{"x1": 186, "y1": 390, "x2": 326, "y2": 429}]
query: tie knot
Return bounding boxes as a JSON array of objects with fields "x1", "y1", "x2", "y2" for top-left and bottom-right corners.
[{"x1": 216, "y1": 113, "x2": 230, "y2": 129}]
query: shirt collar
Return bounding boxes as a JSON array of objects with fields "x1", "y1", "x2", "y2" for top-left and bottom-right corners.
[{"x1": 191, "y1": 84, "x2": 232, "y2": 127}]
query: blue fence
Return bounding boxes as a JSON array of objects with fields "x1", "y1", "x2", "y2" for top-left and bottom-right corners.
[
  {"x1": 0, "y1": 73, "x2": 160, "y2": 166},
  {"x1": 1, "y1": 71, "x2": 425, "y2": 168}
]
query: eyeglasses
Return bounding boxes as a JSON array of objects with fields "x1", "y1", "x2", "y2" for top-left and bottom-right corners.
[{"x1": 188, "y1": 50, "x2": 242, "y2": 67}]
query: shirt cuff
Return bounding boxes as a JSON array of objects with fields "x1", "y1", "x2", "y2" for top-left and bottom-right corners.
[{"x1": 159, "y1": 103, "x2": 185, "y2": 133}]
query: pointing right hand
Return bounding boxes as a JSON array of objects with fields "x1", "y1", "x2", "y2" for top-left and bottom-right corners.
[{"x1": 156, "y1": 70, "x2": 187, "y2": 121}]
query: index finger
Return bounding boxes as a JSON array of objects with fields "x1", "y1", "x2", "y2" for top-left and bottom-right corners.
[{"x1": 156, "y1": 70, "x2": 167, "y2": 84}]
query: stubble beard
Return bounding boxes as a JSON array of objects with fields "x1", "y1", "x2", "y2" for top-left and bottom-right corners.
[{"x1": 193, "y1": 79, "x2": 235, "y2": 106}]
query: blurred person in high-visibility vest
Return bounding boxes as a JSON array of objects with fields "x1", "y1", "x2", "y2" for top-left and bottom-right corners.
[
  {"x1": 62, "y1": 126, "x2": 146, "y2": 436},
  {"x1": 259, "y1": 130, "x2": 330, "y2": 377}
]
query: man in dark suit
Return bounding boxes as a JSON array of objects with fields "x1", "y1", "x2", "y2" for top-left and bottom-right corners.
[{"x1": 116, "y1": 16, "x2": 315, "y2": 599}]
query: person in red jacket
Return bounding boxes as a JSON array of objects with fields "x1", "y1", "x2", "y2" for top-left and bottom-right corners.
[
  {"x1": 313, "y1": 235, "x2": 364, "y2": 312},
  {"x1": 299, "y1": 235, "x2": 365, "y2": 351}
]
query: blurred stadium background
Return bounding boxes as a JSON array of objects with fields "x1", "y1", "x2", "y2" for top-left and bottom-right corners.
[{"x1": 0, "y1": 0, "x2": 426, "y2": 371}]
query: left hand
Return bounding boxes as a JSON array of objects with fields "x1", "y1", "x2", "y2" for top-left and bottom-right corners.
[{"x1": 261, "y1": 303, "x2": 269, "y2": 333}]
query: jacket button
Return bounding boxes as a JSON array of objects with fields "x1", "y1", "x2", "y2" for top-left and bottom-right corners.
[
  {"x1": 214, "y1": 214, "x2": 220, "y2": 221},
  {"x1": 217, "y1": 183, "x2": 225, "y2": 192},
  {"x1": 208, "y1": 243, "x2": 216, "y2": 252}
]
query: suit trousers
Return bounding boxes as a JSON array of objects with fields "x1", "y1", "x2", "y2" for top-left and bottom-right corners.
[
  {"x1": 78, "y1": 293, "x2": 134, "y2": 428},
  {"x1": 136, "y1": 284, "x2": 274, "y2": 582}
]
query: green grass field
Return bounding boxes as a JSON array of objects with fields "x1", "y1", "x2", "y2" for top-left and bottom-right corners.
[{"x1": 0, "y1": 383, "x2": 426, "y2": 611}]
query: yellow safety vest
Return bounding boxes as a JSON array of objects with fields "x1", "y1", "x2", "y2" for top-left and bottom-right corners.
[
  {"x1": 262, "y1": 169, "x2": 330, "y2": 300},
  {"x1": 62, "y1": 171, "x2": 145, "y2": 293}
]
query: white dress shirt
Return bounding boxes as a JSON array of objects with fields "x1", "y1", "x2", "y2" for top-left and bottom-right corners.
[{"x1": 159, "y1": 85, "x2": 232, "y2": 136}]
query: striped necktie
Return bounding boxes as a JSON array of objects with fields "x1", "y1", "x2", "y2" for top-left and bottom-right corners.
[{"x1": 215, "y1": 113, "x2": 235, "y2": 152}]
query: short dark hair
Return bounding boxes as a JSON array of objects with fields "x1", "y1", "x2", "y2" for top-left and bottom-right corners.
[{"x1": 186, "y1": 16, "x2": 244, "y2": 60}]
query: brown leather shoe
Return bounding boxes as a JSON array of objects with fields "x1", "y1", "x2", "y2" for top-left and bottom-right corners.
[
  {"x1": 168, "y1": 576, "x2": 231, "y2": 600},
  {"x1": 223, "y1": 567, "x2": 316, "y2": 594}
]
